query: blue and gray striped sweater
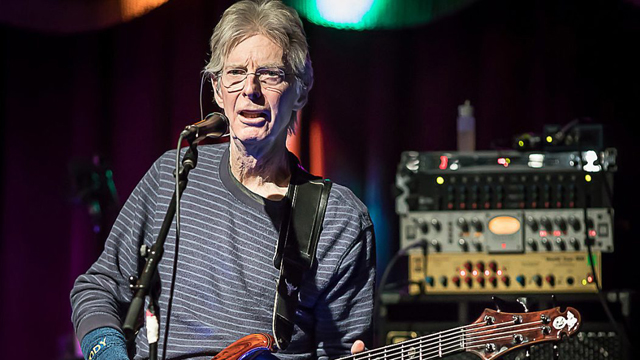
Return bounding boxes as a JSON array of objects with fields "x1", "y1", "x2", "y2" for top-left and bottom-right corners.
[{"x1": 71, "y1": 144, "x2": 376, "y2": 360}]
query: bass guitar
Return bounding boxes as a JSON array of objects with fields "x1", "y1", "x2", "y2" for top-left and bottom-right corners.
[{"x1": 212, "y1": 307, "x2": 581, "y2": 360}]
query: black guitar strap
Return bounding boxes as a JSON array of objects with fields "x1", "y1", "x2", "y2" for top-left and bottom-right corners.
[{"x1": 271, "y1": 171, "x2": 332, "y2": 351}]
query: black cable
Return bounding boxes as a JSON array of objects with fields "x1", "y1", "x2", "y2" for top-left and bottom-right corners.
[
  {"x1": 582, "y1": 156, "x2": 634, "y2": 354},
  {"x1": 373, "y1": 240, "x2": 428, "y2": 346}
]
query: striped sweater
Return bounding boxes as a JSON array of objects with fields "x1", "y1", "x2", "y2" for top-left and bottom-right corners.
[{"x1": 70, "y1": 143, "x2": 376, "y2": 360}]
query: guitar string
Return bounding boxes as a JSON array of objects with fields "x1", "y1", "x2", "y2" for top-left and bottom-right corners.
[
  {"x1": 338, "y1": 323, "x2": 508, "y2": 360},
  {"x1": 367, "y1": 325, "x2": 549, "y2": 360},
  {"x1": 341, "y1": 323, "x2": 481, "y2": 360},
  {"x1": 381, "y1": 324, "x2": 548, "y2": 360},
  {"x1": 343, "y1": 321, "x2": 492, "y2": 360},
  {"x1": 424, "y1": 327, "x2": 554, "y2": 360},
  {"x1": 344, "y1": 318, "x2": 537, "y2": 360},
  {"x1": 464, "y1": 327, "x2": 545, "y2": 347},
  {"x1": 465, "y1": 320, "x2": 544, "y2": 339},
  {"x1": 346, "y1": 321, "x2": 547, "y2": 360},
  {"x1": 389, "y1": 324, "x2": 546, "y2": 360}
]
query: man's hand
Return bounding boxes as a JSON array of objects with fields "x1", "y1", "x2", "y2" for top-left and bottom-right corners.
[{"x1": 351, "y1": 340, "x2": 366, "y2": 354}]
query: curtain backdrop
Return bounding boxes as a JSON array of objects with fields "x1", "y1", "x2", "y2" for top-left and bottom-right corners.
[{"x1": 1, "y1": 0, "x2": 639, "y2": 358}]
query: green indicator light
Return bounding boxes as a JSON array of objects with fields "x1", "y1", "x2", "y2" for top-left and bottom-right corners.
[
  {"x1": 546, "y1": 136, "x2": 553, "y2": 143},
  {"x1": 518, "y1": 140, "x2": 524, "y2": 147},
  {"x1": 585, "y1": 174, "x2": 592, "y2": 182},
  {"x1": 582, "y1": 279, "x2": 587, "y2": 286},
  {"x1": 436, "y1": 176, "x2": 445, "y2": 185}
]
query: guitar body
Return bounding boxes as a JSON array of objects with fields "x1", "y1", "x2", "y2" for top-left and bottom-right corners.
[{"x1": 211, "y1": 333, "x2": 278, "y2": 360}]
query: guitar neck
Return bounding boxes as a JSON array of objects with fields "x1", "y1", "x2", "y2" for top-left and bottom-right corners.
[{"x1": 338, "y1": 325, "x2": 470, "y2": 360}]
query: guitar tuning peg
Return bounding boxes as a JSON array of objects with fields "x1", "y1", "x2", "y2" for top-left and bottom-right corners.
[
  {"x1": 516, "y1": 297, "x2": 529, "y2": 313},
  {"x1": 492, "y1": 296, "x2": 507, "y2": 312}
]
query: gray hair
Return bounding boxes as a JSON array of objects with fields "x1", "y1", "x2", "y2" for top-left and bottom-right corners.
[{"x1": 204, "y1": 0, "x2": 313, "y2": 109}]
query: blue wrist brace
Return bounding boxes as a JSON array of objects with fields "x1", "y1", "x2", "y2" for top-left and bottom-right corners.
[{"x1": 80, "y1": 327, "x2": 129, "y2": 360}]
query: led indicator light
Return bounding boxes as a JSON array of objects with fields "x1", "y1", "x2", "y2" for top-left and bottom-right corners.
[
  {"x1": 472, "y1": 270, "x2": 478, "y2": 276},
  {"x1": 484, "y1": 270, "x2": 490, "y2": 276},
  {"x1": 546, "y1": 136, "x2": 553, "y2": 143},
  {"x1": 582, "y1": 279, "x2": 588, "y2": 286},
  {"x1": 539, "y1": 230, "x2": 548, "y2": 237},
  {"x1": 553, "y1": 230, "x2": 562, "y2": 237},
  {"x1": 518, "y1": 140, "x2": 524, "y2": 147},
  {"x1": 585, "y1": 174, "x2": 592, "y2": 182},
  {"x1": 497, "y1": 158, "x2": 510, "y2": 168},
  {"x1": 460, "y1": 270, "x2": 466, "y2": 277},
  {"x1": 436, "y1": 176, "x2": 445, "y2": 185},
  {"x1": 589, "y1": 230, "x2": 597, "y2": 237},
  {"x1": 497, "y1": 269, "x2": 503, "y2": 276},
  {"x1": 439, "y1": 156, "x2": 448, "y2": 170}
]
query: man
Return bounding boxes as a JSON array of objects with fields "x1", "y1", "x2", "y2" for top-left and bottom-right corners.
[{"x1": 70, "y1": 1, "x2": 375, "y2": 359}]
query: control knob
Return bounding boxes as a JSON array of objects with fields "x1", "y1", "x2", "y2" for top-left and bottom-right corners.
[
  {"x1": 489, "y1": 261, "x2": 498, "y2": 272},
  {"x1": 457, "y1": 218, "x2": 469, "y2": 232},
  {"x1": 417, "y1": 220, "x2": 429, "y2": 234},
  {"x1": 532, "y1": 275, "x2": 542, "y2": 287},
  {"x1": 540, "y1": 216, "x2": 552, "y2": 231},
  {"x1": 554, "y1": 217, "x2": 567, "y2": 232},
  {"x1": 458, "y1": 238, "x2": 469, "y2": 252},
  {"x1": 568, "y1": 216, "x2": 581, "y2": 231},
  {"x1": 430, "y1": 239, "x2": 442, "y2": 252},
  {"x1": 569, "y1": 237, "x2": 580, "y2": 250},
  {"x1": 464, "y1": 277, "x2": 473, "y2": 288},
  {"x1": 425, "y1": 276, "x2": 435, "y2": 287},
  {"x1": 430, "y1": 218, "x2": 442, "y2": 231},
  {"x1": 471, "y1": 217, "x2": 483, "y2": 232},
  {"x1": 545, "y1": 275, "x2": 555, "y2": 287}
]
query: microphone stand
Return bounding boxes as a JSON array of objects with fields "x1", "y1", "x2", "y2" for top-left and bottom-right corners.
[{"x1": 122, "y1": 141, "x2": 199, "y2": 360}]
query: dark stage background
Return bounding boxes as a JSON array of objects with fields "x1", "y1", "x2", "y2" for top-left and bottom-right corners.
[{"x1": 1, "y1": 0, "x2": 639, "y2": 358}]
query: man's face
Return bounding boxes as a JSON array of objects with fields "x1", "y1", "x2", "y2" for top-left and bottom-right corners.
[{"x1": 213, "y1": 34, "x2": 302, "y2": 149}]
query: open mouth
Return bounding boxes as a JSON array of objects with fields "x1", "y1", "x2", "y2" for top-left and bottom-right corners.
[{"x1": 240, "y1": 110, "x2": 268, "y2": 119}]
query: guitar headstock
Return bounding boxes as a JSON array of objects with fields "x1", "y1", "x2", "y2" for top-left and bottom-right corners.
[{"x1": 465, "y1": 307, "x2": 581, "y2": 360}]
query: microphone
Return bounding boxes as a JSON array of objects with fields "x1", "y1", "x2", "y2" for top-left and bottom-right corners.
[{"x1": 180, "y1": 112, "x2": 229, "y2": 143}]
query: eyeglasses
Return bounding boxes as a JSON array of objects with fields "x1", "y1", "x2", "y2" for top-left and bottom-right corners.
[{"x1": 218, "y1": 67, "x2": 289, "y2": 92}]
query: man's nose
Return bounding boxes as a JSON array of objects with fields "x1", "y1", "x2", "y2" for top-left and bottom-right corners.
[{"x1": 242, "y1": 73, "x2": 262, "y2": 99}]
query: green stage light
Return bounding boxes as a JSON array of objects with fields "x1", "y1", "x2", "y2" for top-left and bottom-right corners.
[{"x1": 285, "y1": 0, "x2": 476, "y2": 30}]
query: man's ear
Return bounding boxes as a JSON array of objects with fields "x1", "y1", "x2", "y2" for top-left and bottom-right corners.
[
  {"x1": 212, "y1": 79, "x2": 224, "y2": 108},
  {"x1": 292, "y1": 81, "x2": 308, "y2": 111}
]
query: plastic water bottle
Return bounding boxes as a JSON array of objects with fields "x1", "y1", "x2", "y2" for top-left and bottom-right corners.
[{"x1": 457, "y1": 100, "x2": 475, "y2": 151}]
